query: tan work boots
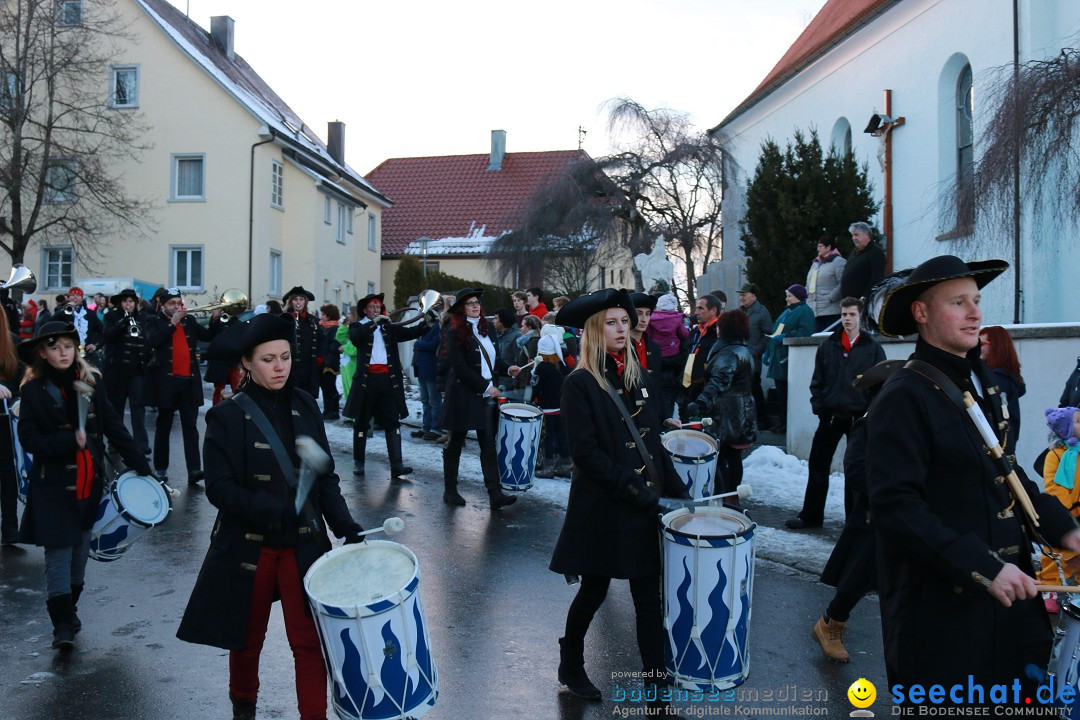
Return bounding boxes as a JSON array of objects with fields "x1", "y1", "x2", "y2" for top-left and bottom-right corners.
[{"x1": 812, "y1": 615, "x2": 850, "y2": 662}]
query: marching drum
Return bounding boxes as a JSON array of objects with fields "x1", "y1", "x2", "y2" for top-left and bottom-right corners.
[
  {"x1": 661, "y1": 429, "x2": 718, "y2": 499},
  {"x1": 305, "y1": 541, "x2": 438, "y2": 720},
  {"x1": 89, "y1": 471, "x2": 172, "y2": 562},
  {"x1": 7, "y1": 403, "x2": 31, "y2": 504},
  {"x1": 661, "y1": 505, "x2": 756, "y2": 691},
  {"x1": 1050, "y1": 595, "x2": 1080, "y2": 713},
  {"x1": 496, "y1": 402, "x2": 543, "y2": 492}
]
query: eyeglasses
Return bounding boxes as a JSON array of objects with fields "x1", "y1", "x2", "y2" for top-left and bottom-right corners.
[{"x1": 464, "y1": 300, "x2": 481, "y2": 307}]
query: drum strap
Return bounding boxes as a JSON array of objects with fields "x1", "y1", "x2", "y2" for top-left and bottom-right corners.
[
  {"x1": 604, "y1": 383, "x2": 662, "y2": 491},
  {"x1": 233, "y1": 392, "x2": 324, "y2": 542}
]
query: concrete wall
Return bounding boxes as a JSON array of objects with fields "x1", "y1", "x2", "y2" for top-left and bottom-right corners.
[{"x1": 784, "y1": 324, "x2": 1080, "y2": 474}]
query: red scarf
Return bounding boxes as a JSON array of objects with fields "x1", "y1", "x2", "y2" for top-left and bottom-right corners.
[
  {"x1": 694, "y1": 318, "x2": 718, "y2": 354},
  {"x1": 607, "y1": 350, "x2": 626, "y2": 377},
  {"x1": 841, "y1": 331, "x2": 858, "y2": 358},
  {"x1": 171, "y1": 322, "x2": 191, "y2": 377},
  {"x1": 633, "y1": 336, "x2": 648, "y2": 369}
]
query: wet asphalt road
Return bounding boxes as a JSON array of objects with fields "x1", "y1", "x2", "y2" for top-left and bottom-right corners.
[{"x1": 0, "y1": 406, "x2": 886, "y2": 719}]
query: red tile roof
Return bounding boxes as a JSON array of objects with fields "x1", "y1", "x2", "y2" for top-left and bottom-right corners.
[
  {"x1": 367, "y1": 150, "x2": 587, "y2": 256},
  {"x1": 715, "y1": 0, "x2": 900, "y2": 130}
]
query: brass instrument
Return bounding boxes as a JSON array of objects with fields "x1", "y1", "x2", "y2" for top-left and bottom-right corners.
[
  {"x1": 186, "y1": 288, "x2": 248, "y2": 323},
  {"x1": 0, "y1": 265, "x2": 37, "y2": 294},
  {"x1": 386, "y1": 289, "x2": 444, "y2": 328},
  {"x1": 126, "y1": 314, "x2": 142, "y2": 338}
]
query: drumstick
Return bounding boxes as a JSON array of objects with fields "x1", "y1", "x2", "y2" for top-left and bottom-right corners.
[
  {"x1": 295, "y1": 436, "x2": 332, "y2": 514},
  {"x1": 962, "y1": 392, "x2": 1040, "y2": 527},
  {"x1": 680, "y1": 418, "x2": 714, "y2": 429},
  {"x1": 1035, "y1": 585, "x2": 1080, "y2": 594},
  {"x1": 355, "y1": 517, "x2": 406, "y2": 538},
  {"x1": 693, "y1": 484, "x2": 753, "y2": 505},
  {"x1": 73, "y1": 381, "x2": 93, "y2": 434}
]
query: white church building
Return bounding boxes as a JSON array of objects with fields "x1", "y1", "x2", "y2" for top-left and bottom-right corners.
[{"x1": 710, "y1": 0, "x2": 1080, "y2": 325}]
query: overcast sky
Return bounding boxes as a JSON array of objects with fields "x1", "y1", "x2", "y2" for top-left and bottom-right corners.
[{"x1": 168, "y1": 0, "x2": 827, "y2": 174}]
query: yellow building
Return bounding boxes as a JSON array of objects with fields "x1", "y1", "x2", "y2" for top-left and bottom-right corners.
[{"x1": 27, "y1": 0, "x2": 389, "y2": 311}]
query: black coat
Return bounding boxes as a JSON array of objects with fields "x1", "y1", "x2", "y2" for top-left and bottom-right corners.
[
  {"x1": 142, "y1": 312, "x2": 220, "y2": 408},
  {"x1": 550, "y1": 360, "x2": 689, "y2": 579},
  {"x1": 176, "y1": 386, "x2": 361, "y2": 651},
  {"x1": 867, "y1": 339, "x2": 1078, "y2": 695},
  {"x1": 840, "y1": 241, "x2": 886, "y2": 301},
  {"x1": 342, "y1": 318, "x2": 428, "y2": 420},
  {"x1": 281, "y1": 311, "x2": 325, "y2": 396},
  {"x1": 990, "y1": 368, "x2": 1025, "y2": 458},
  {"x1": 809, "y1": 330, "x2": 885, "y2": 419},
  {"x1": 102, "y1": 309, "x2": 146, "y2": 375},
  {"x1": 18, "y1": 371, "x2": 152, "y2": 547},
  {"x1": 440, "y1": 323, "x2": 508, "y2": 432},
  {"x1": 632, "y1": 335, "x2": 662, "y2": 377},
  {"x1": 1061, "y1": 360, "x2": 1080, "y2": 408},
  {"x1": 693, "y1": 339, "x2": 757, "y2": 447},
  {"x1": 67, "y1": 306, "x2": 104, "y2": 349},
  {"x1": 684, "y1": 321, "x2": 719, "y2": 397},
  {"x1": 820, "y1": 415, "x2": 876, "y2": 594}
]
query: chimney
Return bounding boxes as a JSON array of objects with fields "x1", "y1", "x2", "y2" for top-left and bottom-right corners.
[
  {"x1": 488, "y1": 129, "x2": 506, "y2": 171},
  {"x1": 210, "y1": 16, "x2": 235, "y2": 60},
  {"x1": 327, "y1": 121, "x2": 345, "y2": 165}
]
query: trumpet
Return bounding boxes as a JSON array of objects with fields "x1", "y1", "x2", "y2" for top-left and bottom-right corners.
[
  {"x1": 126, "y1": 314, "x2": 142, "y2": 338},
  {"x1": 186, "y1": 288, "x2": 248, "y2": 323}
]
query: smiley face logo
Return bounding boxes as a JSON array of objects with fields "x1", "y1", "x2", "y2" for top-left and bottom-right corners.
[{"x1": 848, "y1": 678, "x2": 876, "y2": 708}]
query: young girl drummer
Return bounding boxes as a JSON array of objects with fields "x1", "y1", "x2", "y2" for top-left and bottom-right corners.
[
  {"x1": 177, "y1": 313, "x2": 365, "y2": 720},
  {"x1": 548, "y1": 289, "x2": 689, "y2": 702},
  {"x1": 17, "y1": 321, "x2": 153, "y2": 650}
]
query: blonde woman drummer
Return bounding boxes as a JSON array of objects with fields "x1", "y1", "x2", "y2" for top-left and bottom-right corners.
[
  {"x1": 549, "y1": 288, "x2": 689, "y2": 701},
  {"x1": 177, "y1": 313, "x2": 364, "y2": 720}
]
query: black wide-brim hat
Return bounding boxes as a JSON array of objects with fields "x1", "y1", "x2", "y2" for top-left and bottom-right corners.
[
  {"x1": 17, "y1": 321, "x2": 80, "y2": 364},
  {"x1": 357, "y1": 292, "x2": 384, "y2": 309},
  {"x1": 555, "y1": 288, "x2": 636, "y2": 330},
  {"x1": 283, "y1": 286, "x2": 315, "y2": 302},
  {"x1": 110, "y1": 288, "x2": 139, "y2": 306},
  {"x1": 853, "y1": 359, "x2": 905, "y2": 389},
  {"x1": 205, "y1": 313, "x2": 295, "y2": 362},
  {"x1": 629, "y1": 292, "x2": 658, "y2": 311},
  {"x1": 449, "y1": 287, "x2": 483, "y2": 311},
  {"x1": 876, "y1": 255, "x2": 1008, "y2": 338}
]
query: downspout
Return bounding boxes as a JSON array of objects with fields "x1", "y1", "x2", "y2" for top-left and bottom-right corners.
[
  {"x1": 1012, "y1": 0, "x2": 1022, "y2": 323},
  {"x1": 883, "y1": 89, "x2": 895, "y2": 274},
  {"x1": 249, "y1": 126, "x2": 276, "y2": 301}
]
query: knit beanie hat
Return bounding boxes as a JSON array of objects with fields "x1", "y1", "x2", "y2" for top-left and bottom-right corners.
[
  {"x1": 786, "y1": 284, "x2": 808, "y2": 302},
  {"x1": 1046, "y1": 407, "x2": 1080, "y2": 446},
  {"x1": 656, "y1": 293, "x2": 678, "y2": 312}
]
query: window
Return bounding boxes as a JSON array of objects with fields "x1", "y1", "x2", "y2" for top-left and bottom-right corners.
[
  {"x1": 346, "y1": 207, "x2": 353, "y2": 234},
  {"x1": 367, "y1": 282, "x2": 376, "y2": 296},
  {"x1": 598, "y1": 265, "x2": 607, "y2": 289},
  {"x1": 619, "y1": 268, "x2": 625, "y2": 284},
  {"x1": 422, "y1": 260, "x2": 440, "y2": 275},
  {"x1": 44, "y1": 159, "x2": 77, "y2": 203},
  {"x1": 831, "y1": 117, "x2": 852, "y2": 156},
  {"x1": 323, "y1": 196, "x2": 331, "y2": 224},
  {"x1": 1, "y1": 70, "x2": 18, "y2": 113},
  {"x1": 367, "y1": 213, "x2": 377, "y2": 251},
  {"x1": 271, "y1": 160, "x2": 283, "y2": 209},
  {"x1": 956, "y1": 64, "x2": 975, "y2": 229},
  {"x1": 171, "y1": 154, "x2": 205, "y2": 201},
  {"x1": 336, "y1": 203, "x2": 346, "y2": 244},
  {"x1": 58, "y1": 1, "x2": 82, "y2": 26},
  {"x1": 43, "y1": 247, "x2": 74, "y2": 289},
  {"x1": 171, "y1": 246, "x2": 204, "y2": 290},
  {"x1": 109, "y1": 65, "x2": 139, "y2": 108},
  {"x1": 269, "y1": 250, "x2": 282, "y2": 297}
]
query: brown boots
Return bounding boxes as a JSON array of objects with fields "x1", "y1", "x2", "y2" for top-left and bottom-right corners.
[{"x1": 812, "y1": 615, "x2": 849, "y2": 662}]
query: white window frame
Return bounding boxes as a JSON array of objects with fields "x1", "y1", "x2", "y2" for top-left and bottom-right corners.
[
  {"x1": 271, "y1": 160, "x2": 284, "y2": 209},
  {"x1": 367, "y1": 213, "x2": 377, "y2": 252},
  {"x1": 170, "y1": 153, "x2": 206, "y2": 202},
  {"x1": 323, "y1": 195, "x2": 331, "y2": 224},
  {"x1": 269, "y1": 250, "x2": 282, "y2": 297},
  {"x1": 170, "y1": 245, "x2": 205, "y2": 291},
  {"x1": 109, "y1": 65, "x2": 139, "y2": 109},
  {"x1": 42, "y1": 247, "x2": 74, "y2": 289},
  {"x1": 367, "y1": 282, "x2": 376, "y2": 296},
  {"x1": 336, "y1": 203, "x2": 346, "y2": 244},
  {"x1": 57, "y1": 0, "x2": 82, "y2": 26},
  {"x1": 44, "y1": 158, "x2": 77, "y2": 204},
  {"x1": 346, "y1": 206, "x2": 353, "y2": 234}
]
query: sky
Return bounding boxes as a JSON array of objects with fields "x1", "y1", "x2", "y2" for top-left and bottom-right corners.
[{"x1": 168, "y1": 0, "x2": 828, "y2": 174}]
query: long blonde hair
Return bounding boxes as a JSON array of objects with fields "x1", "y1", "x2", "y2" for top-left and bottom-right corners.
[
  {"x1": 21, "y1": 338, "x2": 101, "y2": 388},
  {"x1": 574, "y1": 309, "x2": 640, "y2": 392}
]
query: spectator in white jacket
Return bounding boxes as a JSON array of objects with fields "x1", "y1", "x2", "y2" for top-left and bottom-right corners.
[{"x1": 806, "y1": 235, "x2": 847, "y2": 332}]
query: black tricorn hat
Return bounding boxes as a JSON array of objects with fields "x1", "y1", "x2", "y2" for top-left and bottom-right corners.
[
  {"x1": 876, "y1": 255, "x2": 1008, "y2": 338},
  {"x1": 17, "y1": 321, "x2": 81, "y2": 365},
  {"x1": 449, "y1": 287, "x2": 483, "y2": 310},
  {"x1": 629, "y1": 292, "x2": 658, "y2": 311},
  {"x1": 205, "y1": 313, "x2": 294, "y2": 362},
  {"x1": 853, "y1": 359, "x2": 905, "y2": 390},
  {"x1": 357, "y1": 292, "x2": 384, "y2": 310},
  {"x1": 282, "y1": 286, "x2": 315, "y2": 302},
  {"x1": 110, "y1": 288, "x2": 139, "y2": 306},
  {"x1": 555, "y1": 288, "x2": 636, "y2": 330}
]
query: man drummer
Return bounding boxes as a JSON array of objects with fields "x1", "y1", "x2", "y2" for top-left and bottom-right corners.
[{"x1": 867, "y1": 255, "x2": 1080, "y2": 704}]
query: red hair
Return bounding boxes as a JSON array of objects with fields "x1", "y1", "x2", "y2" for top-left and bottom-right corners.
[
  {"x1": 980, "y1": 326, "x2": 1022, "y2": 383},
  {"x1": 448, "y1": 306, "x2": 489, "y2": 347}
]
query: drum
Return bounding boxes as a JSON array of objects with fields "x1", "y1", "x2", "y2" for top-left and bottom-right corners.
[
  {"x1": 496, "y1": 402, "x2": 543, "y2": 492},
  {"x1": 89, "y1": 471, "x2": 172, "y2": 562},
  {"x1": 304, "y1": 541, "x2": 438, "y2": 720},
  {"x1": 1050, "y1": 595, "x2": 1080, "y2": 713},
  {"x1": 7, "y1": 403, "x2": 31, "y2": 505},
  {"x1": 661, "y1": 505, "x2": 756, "y2": 691},
  {"x1": 661, "y1": 429, "x2": 718, "y2": 499}
]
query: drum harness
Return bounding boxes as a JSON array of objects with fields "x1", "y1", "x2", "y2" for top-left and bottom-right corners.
[{"x1": 904, "y1": 359, "x2": 1069, "y2": 588}]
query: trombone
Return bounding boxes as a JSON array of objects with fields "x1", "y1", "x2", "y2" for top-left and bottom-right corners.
[{"x1": 186, "y1": 288, "x2": 249, "y2": 324}]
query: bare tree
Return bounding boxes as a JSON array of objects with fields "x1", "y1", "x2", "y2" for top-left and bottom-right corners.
[
  {"x1": 600, "y1": 98, "x2": 728, "y2": 305},
  {"x1": 0, "y1": 0, "x2": 152, "y2": 275}
]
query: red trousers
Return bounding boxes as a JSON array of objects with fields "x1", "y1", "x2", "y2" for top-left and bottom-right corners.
[
  {"x1": 212, "y1": 365, "x2": 244, "y2": 405},
  {"x1": 229, "y1": 547, "x2": 327, "y2": 720}
]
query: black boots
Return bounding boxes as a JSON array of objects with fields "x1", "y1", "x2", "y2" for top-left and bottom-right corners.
[
  {"x1": 230, "y1": 694, "x2": 256, "y2": 720},
  {"x1": 488, "y1": 488, "x2": 517, "y2": 510},
  {"x1": 70, "y1": 583, "x2": 83, "y2": 633},
  {"x1": 558, "y1": 637, "x2": 601, "y2": 700},
  {"x1": 386, "y1": 428, "x2": 413, "y2": 478},
  {"x1": 353, "y1": 431, "x2": 366, "y2": 477},
  {"x1": 442, "y1": 444, "x2": 466, "y2": 506},
  {"x1": 46, "y1": 594, "x2": 76, "y2": 650}
]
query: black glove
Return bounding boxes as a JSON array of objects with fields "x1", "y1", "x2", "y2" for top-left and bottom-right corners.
[
  {"x1": 685, "y1": 402, "x2": 702, "y2": 421},
  {"x1": 344, "y1": 532, "x2": 365, "y2": 545},
  {"x1": 626, "y1": 475, "x2": 660, "y2": 510}
]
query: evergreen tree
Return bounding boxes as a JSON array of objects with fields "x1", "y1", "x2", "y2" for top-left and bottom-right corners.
[
  {"x1": 740, "y1": 130, "x2": 878, "y2": 317},
  {"x1": 393, "y1": 255, "x2": 426, "y2": 309}
]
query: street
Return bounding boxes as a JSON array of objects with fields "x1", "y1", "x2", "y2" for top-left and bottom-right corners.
[{"x1": 0, "y1": 401, "x2": 886, "y2": 719}]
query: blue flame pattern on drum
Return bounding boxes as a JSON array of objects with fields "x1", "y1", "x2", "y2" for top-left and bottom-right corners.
[{"x1": 496, "y1": 408, "x2": 542, "y2": 492}]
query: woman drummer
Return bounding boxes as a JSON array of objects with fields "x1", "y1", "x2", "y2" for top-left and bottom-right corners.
[
  {"x1": 17, "y1": 321, "x2": 152, "y2": 650},
  {"x1": 177, "y1": 313, "x2": 364, "y2": 720},
  {"x1": 549, "y1": 288, "x2": 689, "y2": 700}
]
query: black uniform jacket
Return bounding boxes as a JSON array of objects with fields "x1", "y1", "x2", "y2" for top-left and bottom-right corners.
[
  {"x1": 176, "y1": 385, "x2": 361, "y2": 651},
  {"x1": 693, "y1": 339, "x2": 757, "y2": 447},
  {"x1": 550, "y1": 359, "x2": 689, "y2": 579},
  {"x1": 102, "y1": 309, "x2": 146, "y2": 375},
  {"x1": 633, "y1": 335, "x2": 663, "y2": 378},
  {"x1": 282, "y1": 310, "x2": 325, "y2": 395},
  {"x1": 343, "y1": 318, "x2": 428, "y2": 421},
  {"x1": 142, "y1": 313, "x2": 220, "y2": 408},
  {"x1": 440, "y1": 325, "x2": 508, "y2": 432},
  {"x1": 868, "y1": 339, "x2": 1078, "y2": 695},
  {"x1": 18, "y1": 370, "x2": 152, "y2": 547},
  {"x1": 809, "y1": 330, "x2": 885, "y2": 419}
]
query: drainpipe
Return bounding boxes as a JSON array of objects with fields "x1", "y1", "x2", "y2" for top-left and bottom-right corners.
[
  {"x1": 883, "y1": 90, "x2": 895, "y2": 274},
  {"x1": 1012, "y1": 0, "x2": 1022, "y2": 323},
  {"x1": 249, "y1": 126, "x2": 275, "y2": 301}
]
